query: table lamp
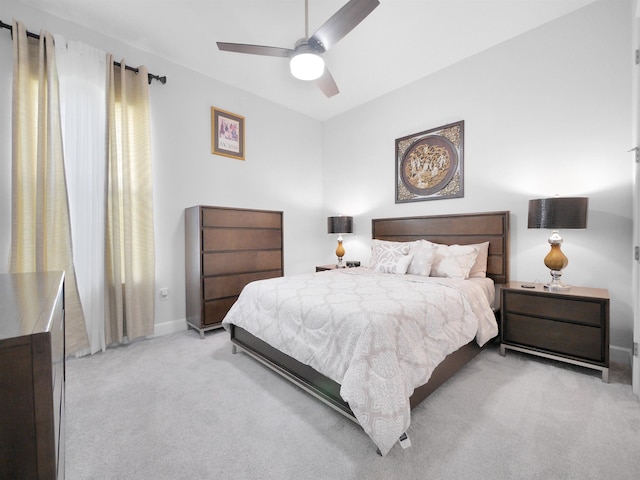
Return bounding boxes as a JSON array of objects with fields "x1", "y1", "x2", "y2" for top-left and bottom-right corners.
[
  {"x1": 327, "y1": 216, "x2": 353, "y2": 267},
  {"x1": 528, "y1": 197, "x2": 588, "y2": 290}
]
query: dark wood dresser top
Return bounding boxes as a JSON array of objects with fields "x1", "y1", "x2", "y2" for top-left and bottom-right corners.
[{"x1": 0, "y1": 271, "x2": 65, "y2": 341}]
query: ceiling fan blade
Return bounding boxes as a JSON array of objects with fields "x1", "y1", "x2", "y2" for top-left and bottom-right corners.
[
  {"x1": 217, "y1": 42, "x2": 293, "y2": 58},
  {"x1": 315, "y1": 68, "x2": 339, "y2": 98},
  {"x1": 310, "y1": 0, "x2": 380, "y2": 51}
]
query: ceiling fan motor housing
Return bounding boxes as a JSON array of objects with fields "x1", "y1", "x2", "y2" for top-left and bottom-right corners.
[{"x1": 294, "y1": 38, "x2": 325, "y2": 55}]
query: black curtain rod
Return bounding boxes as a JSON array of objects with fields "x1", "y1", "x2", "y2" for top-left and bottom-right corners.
[{"x1": 0, "y1": 20, "x2": 166, "y2": 85}]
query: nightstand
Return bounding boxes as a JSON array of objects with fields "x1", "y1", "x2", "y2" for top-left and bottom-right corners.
[
  {"x1": 500, "y1": 282, "x2": 610, "y2": 382},
  {"x1": 316, "y1": 264, "x2": 339, "y2": 272}
]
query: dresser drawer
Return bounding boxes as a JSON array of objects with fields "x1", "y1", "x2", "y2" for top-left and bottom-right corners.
[
  {"x1": 202, "y1": 208, "x2": 282, "y2": 229},
  {"x1": 50, "y1": 297, "x2": 64, "y2": 388},
  {"x1": 203, "y1": 228, "x2": 282, "y2": 251},
  {"x1": 203, "y1": 270, "x2": 281, "y2": 300},
  {"x1": 203, "y1": 250, "x2": 282, "y2": 276},
  {"x1": 503, "y1": 291, "x2": 603, "y2": 327},
  {"x1": 503, "y1": 312, "x2": 603, "y2": 362},
  {"x1": 52, "y1": 360, "x2": 63, "y2": 464},
  {"x1": 204, "y1": 297, "x2": 238, "y2": 325}
]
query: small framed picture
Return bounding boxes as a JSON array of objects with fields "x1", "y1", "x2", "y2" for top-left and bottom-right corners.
[{"x1": 211, "y1": 107, "x2": 245, "y2": 160}]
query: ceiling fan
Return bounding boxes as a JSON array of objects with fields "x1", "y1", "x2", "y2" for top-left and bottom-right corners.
[{"x1": 216, "y1": 0, "x2": 380, "y2": 98}]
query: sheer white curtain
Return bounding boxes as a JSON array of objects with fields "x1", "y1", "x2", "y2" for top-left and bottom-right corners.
[{"x1": 54, "y1": 35, "x2": 107, "y2": 355}]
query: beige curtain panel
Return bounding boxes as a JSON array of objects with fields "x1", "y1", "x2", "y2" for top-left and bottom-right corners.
[
  {"x1": 105, "y1": 56, "x2": 155, "y2": 345},
  {"x1": 10, "y1": 20, "x2": 89, "y2": 353}
]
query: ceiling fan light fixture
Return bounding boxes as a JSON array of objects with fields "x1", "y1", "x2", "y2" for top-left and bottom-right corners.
[
  {"x1": 290, "y1": 51, "x2": 324, "y2": 81},
  {"x1": 217, "y1": 0, "x2": 381, "y2": 95}
]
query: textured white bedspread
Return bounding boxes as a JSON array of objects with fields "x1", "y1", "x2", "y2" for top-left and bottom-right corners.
[{"x1": 222, "y1": 268, "x2": 497, "y2": 455}]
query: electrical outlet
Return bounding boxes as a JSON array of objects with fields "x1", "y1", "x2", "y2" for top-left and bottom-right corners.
[{"x1": 159, "y1": 287, "x2": 169, "y2": 301}]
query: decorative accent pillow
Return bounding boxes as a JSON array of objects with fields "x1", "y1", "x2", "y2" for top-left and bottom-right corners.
[
  {"x1": 407, "y1": 240, "x2": 437, "y2": 276},
  {"x1": 374, "y1": 252, "x2": 414, "y2": 275},
  {"x1": 431, "y1": 244, "x2": 480, "y2": 279},
  {"x1": 468, "y1": 241, "x2": 490, "y2": 278},
  {"x1": 369, "y1": 240, "x2": 411, "y2": 269}
]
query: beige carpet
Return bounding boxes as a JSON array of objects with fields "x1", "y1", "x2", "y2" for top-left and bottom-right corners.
[{"x1": 65, "y1": 329, "x2": 640, "y2": 479}]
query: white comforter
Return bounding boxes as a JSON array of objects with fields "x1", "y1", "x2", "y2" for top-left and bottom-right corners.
[{"x1": 222, "y1": 268, "x2": 498, "y2": 455}]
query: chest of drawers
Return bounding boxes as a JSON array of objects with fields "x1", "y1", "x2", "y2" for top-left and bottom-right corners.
[
  {"x1": 185, "y1": 206, "x2": 283, "y2": 337},
  {"x1": 0, "y1": 271, "x2": 65, "y2": 479}
]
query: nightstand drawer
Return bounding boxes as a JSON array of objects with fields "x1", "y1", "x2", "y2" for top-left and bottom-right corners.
[
  {"x1": 503, "y1": 292, "x2": 603, "y2": 327},
  {"x1": 503, "y1": 312, "x2": 603, "y2": 362}
]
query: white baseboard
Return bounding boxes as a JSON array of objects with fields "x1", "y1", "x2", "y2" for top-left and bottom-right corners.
[
  {"x1": 153, "y1": 317, "x2": 188, "y2": 337},
  {"x1": 610, "y1": 345, "x2": 632, "y2": 367}
]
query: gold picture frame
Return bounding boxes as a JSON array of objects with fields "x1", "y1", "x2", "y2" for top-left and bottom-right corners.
[
  {"x1": 395, "y1": 120, "x2": 464, "y2": 203},
  {"x1": 211, "y1": 107, "x2": 245, "y2": 160}
]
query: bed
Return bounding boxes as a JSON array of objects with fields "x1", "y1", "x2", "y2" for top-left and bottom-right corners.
[{"x1": 222, "y1": 211, "x2": 510, "y2": 455}]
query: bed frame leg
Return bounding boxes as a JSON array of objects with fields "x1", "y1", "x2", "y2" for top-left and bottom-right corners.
[{"x1": 231, "y1": 344, "x2": 238, "y2": 355}]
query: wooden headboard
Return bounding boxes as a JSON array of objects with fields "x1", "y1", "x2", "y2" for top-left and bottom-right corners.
[{"x1": 371, "y1": 211, "x2": 510, "y2": 284}]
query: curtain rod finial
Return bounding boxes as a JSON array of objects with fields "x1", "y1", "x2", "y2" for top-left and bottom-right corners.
[{"x1": 148, "y1": 74, "x2": 167, "y2": 85}]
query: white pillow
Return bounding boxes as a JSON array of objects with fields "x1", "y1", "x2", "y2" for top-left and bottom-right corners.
[
  {"x1": 468, "y1": 241, "x2": 490, "y2": 278},
  {"x1": 431, "y1": 244, "x2": 480, "y2": 279},
  {"x1": 369, "y1": 239, "x2": 411, "y2": 269},
  {"x1": 407, "y1": 240, "x2": 437, "y2": 276}
]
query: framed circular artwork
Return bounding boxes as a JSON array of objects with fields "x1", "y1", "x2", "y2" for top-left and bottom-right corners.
[{"x1": 395, "y1": 121, "x2": 464, "y2": 203}]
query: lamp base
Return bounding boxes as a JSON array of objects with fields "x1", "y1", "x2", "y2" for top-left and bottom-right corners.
[
  {"x1": 543, "y1": 234, "x2": 571, "y2": 291},
  {"x1": 335, "y1": 237, "x2": 345, "y2": 268},
  {"x1": 544, "y1": 270, "x2": 571, "y2": 291}
]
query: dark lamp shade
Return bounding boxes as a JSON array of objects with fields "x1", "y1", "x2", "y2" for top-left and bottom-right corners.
[
  {"x1": 327, "y1": 216, "x2": 353, "y2": 234},
  {"x1": 528, "y1": 197, "x2": 588, "y2": 229}
]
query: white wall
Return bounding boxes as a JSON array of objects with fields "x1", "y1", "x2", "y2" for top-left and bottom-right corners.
[
  {"x1": 0, "y1": 0, "x2": 325, "y2": 334},
  {"x1": 322, "y1": 0, "x2": 634, "y2": 355}
]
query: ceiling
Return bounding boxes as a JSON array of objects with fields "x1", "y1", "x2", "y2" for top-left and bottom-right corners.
[{"x1": 19, "y1": 0, "x2": 597, "y2": 121}]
